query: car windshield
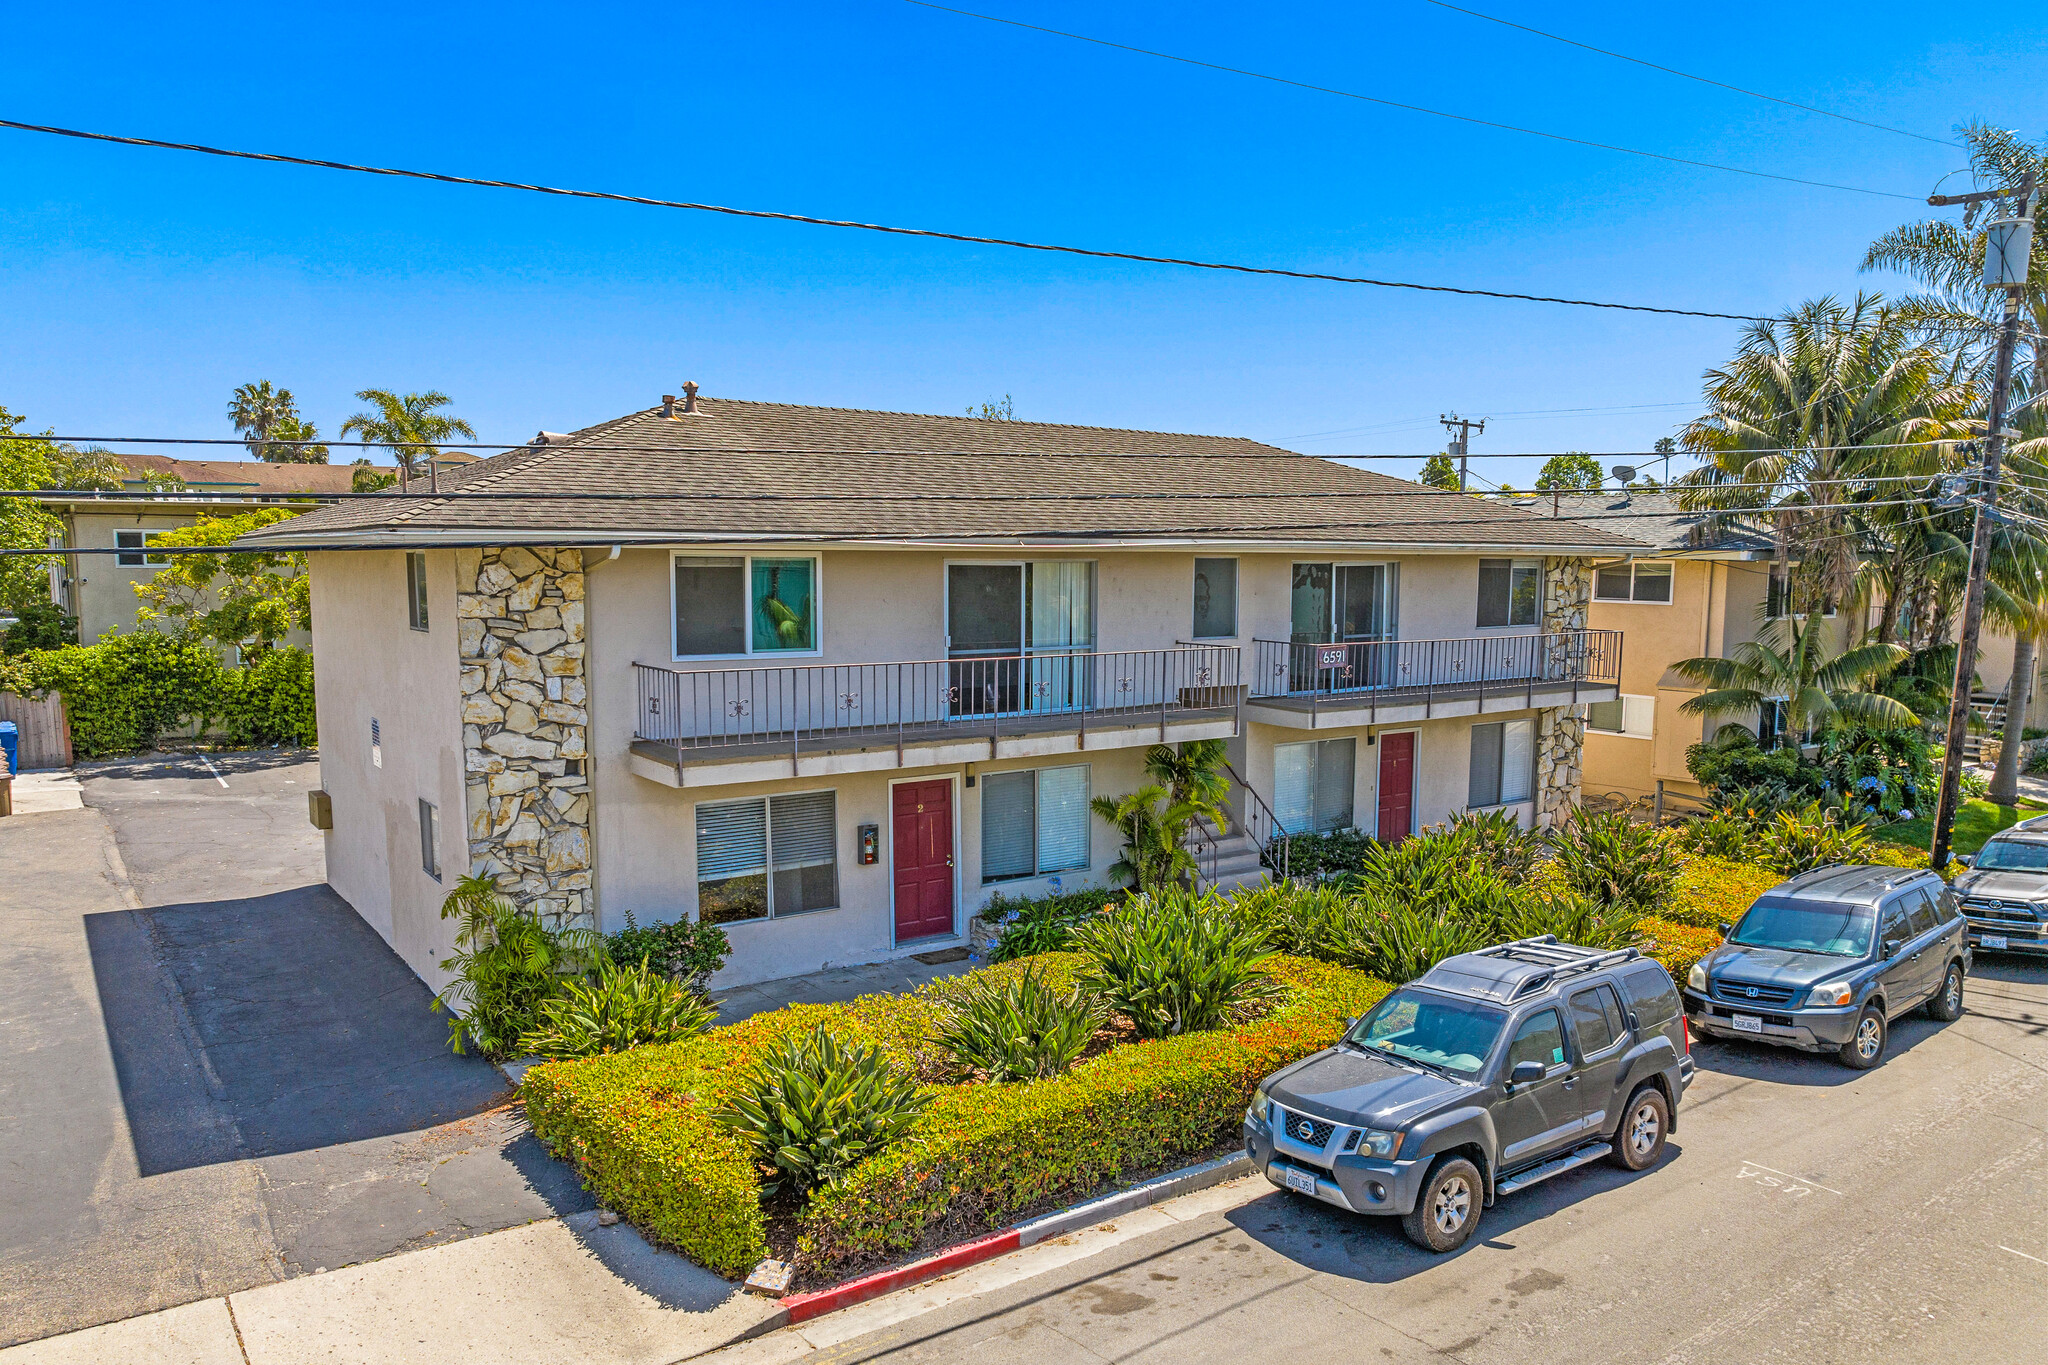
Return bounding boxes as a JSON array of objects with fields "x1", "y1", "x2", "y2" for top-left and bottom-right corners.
[
  {"x1": 1972, "y1": 838, "x2": 2048, "y2": 872},
  {"x1": 1730, "y1": 898, "x2": 1875, "y2": 957},
  {"x1": 1345, "y1": 989, "x2": 1505, "y2": 1077}
]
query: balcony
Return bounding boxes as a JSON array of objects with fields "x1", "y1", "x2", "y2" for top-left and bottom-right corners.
[
  {"x1": 1243, "y1": 630, "x2": 1621, "y2": 729},
  {"x1": 629, "y1": 646, "x2": 1242, "y2": 788}
]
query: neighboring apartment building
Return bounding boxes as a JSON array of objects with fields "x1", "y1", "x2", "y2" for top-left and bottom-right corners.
[
  {"x1": 44, "y1": 455, "x2": 354, "y2": 645},
  {"x1": 244, "y1": 396, "x2": 1642, "y2": 992}
]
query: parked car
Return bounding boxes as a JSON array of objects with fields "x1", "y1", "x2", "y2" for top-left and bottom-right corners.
[
  {"x1": 1952, "y1": 817, "x2": 2048, "y2": 957},
  {"x1": 1244, "y1": 936, "x2": 1692, "y2": 1253},
  {"x1": 1680, "y1": 865, "x2": 1969, "y2": 1070}
]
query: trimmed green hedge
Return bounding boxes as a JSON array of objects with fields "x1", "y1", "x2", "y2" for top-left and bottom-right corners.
[
  {"x1": 518, "y1": 952, "x2": 1391, "y2": 1280},
  {"x1": 0, "y1": 635, "x2": 316, "y2": 755}
]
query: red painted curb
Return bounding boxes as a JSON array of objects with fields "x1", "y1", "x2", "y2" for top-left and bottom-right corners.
[{"x1": 781, "y1": 1228, "x2": 1023, "y2": 1324}]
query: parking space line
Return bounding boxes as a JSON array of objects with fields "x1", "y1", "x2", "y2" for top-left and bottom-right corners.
[
  {"x1": 1739, "y1": 1160, "x2": 1844, "y2": 1196},
  {"x1": 201, "y1": 757, "x2": 229, "y2": 788},
  {"x1": 2000, "y1": 1245, "x2": 2048, "y2": 1267}
]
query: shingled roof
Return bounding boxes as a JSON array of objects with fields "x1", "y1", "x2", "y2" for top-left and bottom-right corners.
[
  {"x1": 240, "y1": 396, "x2": 1650, "y2": 553},
  {"x1": 1538, "y1": 490, "x2": 1775, "y2": 555}
]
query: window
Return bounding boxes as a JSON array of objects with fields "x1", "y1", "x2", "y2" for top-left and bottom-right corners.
[
  {"x1": 1586, "y1": 694, "x2": 1655, "y2": 739},
  {"x1": 1507, "y1": 1008, "x2": 1566, "y2": 1072},
  {"x1": 1619, "y1": 965, "x2": 1682, "y2": 1027},
  {"x1": 1290, "y1": 562, "x2": 1394, "y2": 644},
  {"x1": 1191, "y1": 558, "x2": 1238, "y2": 639},
  {"x1": 981, "y1": 765, "x2": 1091, "y2": 882},
  {"x1": 1878, "y1": 902, "x2": 1911, "y2": 952},
  {"x1": 1477, "y1": 558, "x2": 1541, "y2": 627},
  {"x1": 1593, "y1": 561, "x2": 1673, "y2": 603},
  {"x1": 695, "y1": 791, "x2": 838, "y2": 923},
  {"x1": 114, "y1": 529, "x2": 167, "y2": 567},
  {"x1": 673, "y1": 554, "x2": 820, "y2": 658},
  {"x1": 418, "y1": 799, "x2": 441, "y2": 880},
  {"x1": 1758, "y1": 699, "x2": 1790, "y2": 749},
  {"x1": 406, "y1": 550, "x2": 429, "y2": 631},
  {"x1": 1274, "y1": 738, "x2": 1355, "y2": 834},
  {"x1": 1468, "y1": 719, "x2": 1534, "y2": 807},
  {"x1": 1766, "y1": 566, "x2": 1834, "y2": 620},
  {"x1": 1568, "y1": 986, "x2": 1624, "y2": 1055},
  {"x1": 1900, "y1": 887, "x2": 1941, "y2": 937}
]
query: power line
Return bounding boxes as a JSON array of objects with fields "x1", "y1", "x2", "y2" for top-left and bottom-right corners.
[
  {"x1": 896, "y1": 0, "x2": 1924, "y2": 201},
  {"x1": 0, "y1": 118, "x2": 1769, "y2": 323},
  {"x1": 1414, "y1": 0, "x2": 1958, "y2": 148}
]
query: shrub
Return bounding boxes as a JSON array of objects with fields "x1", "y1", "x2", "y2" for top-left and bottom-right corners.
[
  {"x1": 1686, "y1": 727, "x2": 1828, "y2": 799},
  {"x1": 1819, "y1": 723, "x2": 1931, "y2": 819},
  {"x1": 219, "y1": 646, "x2": 317, "y2": 746},
  {"x1": 607, "y1": 913, "x2": 732, "y2": 985},
  {"x1": 1269, "y1": 827, "x2": 1377, "y2": 879},
  {"x1": 1489, "y1": 894, "x2": 1643, "y2": 951},
  {"x1": 1069, "y1": 890, "x2": 1282, "y2": 1038},
  {"x1": 935, "y1": 965, "x2": 1103, "y2": 1081},
  {"x1": 1551, "y1": 808, "x2": 1681, "y2": 914},
  {"x1": 1959, "y1": 768, "x2": 1991, "y2": 800},
  {"x1": 713, "y1": 1025, "x2": 931, "y2": 1198},
  {"x1": 1750, "y1": 804, "x2": 1873, "y2": 874},
  {"x1": 984, "y1": 888, "x2": 1120, "y2": 962},
  {"x1": 432, "y1": 874, "x2": 606, "y2": 1059},
  {"x1": 1227, "y1": 880, "x2": 1357, "y2": 957},
  {"x1": 1319, "y1": 895, "x2": 1494, "y2": 983},
  {"x1": 8, "y1": 632, "x2": 225, "y2": 756},
  {"x1": 1665, "y1": 855, "x2": 1783, "y2": 929},
  {"x1": 1639, "y1": 917, "x2": 1722, "y2": 984},
  {"x1": 518, "y1": 958, "x2": 719, "y2": 1059},
  {"x1": 1, "y1": 601, "x2": 77, "y2": 654},
  {"x1": 1446, "y1": 806, "x2": 1544, "y2": 879}
]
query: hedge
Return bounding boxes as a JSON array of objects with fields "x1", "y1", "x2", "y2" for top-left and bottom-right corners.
[
  {"x1": 1638, "y1": 917, "x2": 1722, "y2": 984},
  {"x1": 519, "y1": 952, "x2": 1391, "y2": 1280},
  {"x1": 0, "y1": 634, "x2": 316, "y2": 755}
]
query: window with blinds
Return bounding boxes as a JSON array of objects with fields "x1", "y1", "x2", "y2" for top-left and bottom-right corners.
[
  {"x1": 696, "y1": 791, "x2": 839, "y2": 923},
  {"x1": 981, "y1": 765, "x2": 1090, "y2": 883},
  {"x1": 1469, "y1": 719, "x2": 1535, "y2": 807},
  {"x1": 1273, "y1": 738, "x2": 1355, "y2": 834}
]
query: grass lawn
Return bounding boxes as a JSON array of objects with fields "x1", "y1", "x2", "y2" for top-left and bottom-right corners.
[{"x1": 1874, "y1": 798, "x2": 2048, "y2": 855}]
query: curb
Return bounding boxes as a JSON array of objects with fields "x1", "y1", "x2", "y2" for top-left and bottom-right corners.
[{"x1": 759, "y1": 1150, "x2": 1253, "y2": 1331}]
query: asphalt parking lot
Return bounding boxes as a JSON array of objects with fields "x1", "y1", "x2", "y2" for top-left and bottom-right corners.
[
  {"x1": 727, "y1": 956, "x2": 2048, "y2": 1365},
  {"x1": 0, "y1": 751, "x2": 591, "y2": 1348}
]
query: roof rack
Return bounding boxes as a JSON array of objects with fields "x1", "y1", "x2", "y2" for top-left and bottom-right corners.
[{"x1": 1471, "y1": 936, "x2": 1642, "y2": 999}]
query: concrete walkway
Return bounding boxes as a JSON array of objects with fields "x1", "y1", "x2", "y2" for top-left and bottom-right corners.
[{"x1": 713, "y1": 951, "x2": 974, "y2": 1025}]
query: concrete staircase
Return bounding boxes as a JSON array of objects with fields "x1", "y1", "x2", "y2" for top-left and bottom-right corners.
[
  {"x1": 1194, "y1": 820, "x2": 1272, "y2": 894},
  {"x1": 1965, "y1": 687, "x2": 2008, "y2": 762}
]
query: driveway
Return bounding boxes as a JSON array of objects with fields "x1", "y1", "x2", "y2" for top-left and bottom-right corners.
[
  {"x1": 728, "y1": 957, "x2": 2048, "y2": 1365},
  {"x1": 0, "y1": 751, "x2": 590, "y2": 1348}
]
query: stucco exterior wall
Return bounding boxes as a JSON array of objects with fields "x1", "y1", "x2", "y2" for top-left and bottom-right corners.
[
  {"x1": 309, "y1": 549, "x2": 467, "y2": 994},
  {"x1": 1586, "y1": 557, "x2": 1715, "y2": 801},
  {"x1": 61, "y1": 508, "x2": 313, "y2": 651}
]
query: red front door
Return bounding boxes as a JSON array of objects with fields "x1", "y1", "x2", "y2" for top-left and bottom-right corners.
[
  {"x1": 1377, "y1": 733, "x2": 1416, "y2": 845},
  {"x1": 893, "y1": 779, "x2": 955, "y2": 942}
]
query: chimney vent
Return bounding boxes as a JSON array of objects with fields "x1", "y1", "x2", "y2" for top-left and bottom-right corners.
[
  {"x1": 681, "y1": 381, "x2": 700, "y2": 414},
  {"x1": 661, "y1": 394, "x2": 676, "y2": 418}
]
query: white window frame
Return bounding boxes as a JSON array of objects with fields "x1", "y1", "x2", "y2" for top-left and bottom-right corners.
[
  {"x1": 1476, "y1": 557, "x2": 1543, "y2": 629},
  {"x1": 979, "y1": 763, "x2": 1092, "y2": 885},
  {"x1": 1276, "y1": 736, "x2": 1358, "y2": 835},
  {"x1": 1289, "y1": 560, "x2": 1400, "y2": 644},
  {"x1": 670, "y1": 551, "x2": 825, "y2": 662},
  {"x1": 115, "y1": 529, "x2": 168, "y2": 568},
  {"x1": 1764, "y1": 565, "x2": 1835, "y2": 621},
  {"x1": 1468, "y1": 718, "x2": 1536, "y2": 809},
  {"x1": 694, "y1": 788, "x2": 841, "y2": 923},
  {"x1": 1586, "y1": 693, "x2": 1655, "y2": 739},
  {"x1": 1593, "y1": 561, "x2": 1674, "y2": 605},
  {"x1": 1190, "y1": 557, "x2": 1241, "y2": 640}
]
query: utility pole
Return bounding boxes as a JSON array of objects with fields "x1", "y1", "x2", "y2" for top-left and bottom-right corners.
[
  {"x1": 1930, "y1": 171, "x2": 2037, "y2": 874},
  {"x1": 1441, "y1": 413, "x2": 1486, "y2": 492}
]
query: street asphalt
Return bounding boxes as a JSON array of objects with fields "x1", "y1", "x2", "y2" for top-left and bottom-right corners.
[
  {"x1": 0, "y1": 750, "x2": 591, "y2": 1348},
  {"x1": 723, "y1": 956, "x2": 2048, "y2": 1364}
]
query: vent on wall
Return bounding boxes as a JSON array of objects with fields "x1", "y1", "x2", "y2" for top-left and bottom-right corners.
[{"x1": 371, "y1": 717, "x2": 382, "y2": 770}]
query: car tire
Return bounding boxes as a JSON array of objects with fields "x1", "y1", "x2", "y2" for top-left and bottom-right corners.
[
  {"x1": 1838, "y1": 1005, "x2": 1886, "y2": 1069},
  {"x1": 1606, "y1": 1085, "x2": 1670, "y2": 1171},
  {"x1": 1924, "y1": 962, "x2": 1965, "y2": 1022},
  {"x1": 1402, "y1": 1156, "x2": 1483, "y2": 1254}
]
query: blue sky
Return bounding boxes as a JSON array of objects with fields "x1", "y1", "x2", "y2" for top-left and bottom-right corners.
[{"x1": 3, "y1": 1, "x2": 2044, "y2": 489}]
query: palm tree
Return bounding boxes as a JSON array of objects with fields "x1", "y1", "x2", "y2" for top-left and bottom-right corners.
[
  {"x1": 1143, "y1": 739, "x2": 1230, "y2": 832},
  {"x1": 1671, "y1": 616, "x2": 1916, "y2": 739},
  {"x1": 227, "y1": 381, "x2": 326, "y2": 462},
  {"x1": 1089, "y1": 786, "x2": 1200, "y2": 893},
  {"x1": 338, "y1": 389, "x2": 476, "y2": 493}
]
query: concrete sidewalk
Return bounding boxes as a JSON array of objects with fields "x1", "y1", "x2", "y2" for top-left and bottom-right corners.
[{"x1": 0, "y1": 1209, "x2": 778, "y2": 1365}]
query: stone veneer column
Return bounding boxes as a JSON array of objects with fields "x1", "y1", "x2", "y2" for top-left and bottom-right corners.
[
  {"x1": 1535, "y1": 556, "x2": 1592, "y2": 828},
  {"x1": 457, "y1": 547, "x2": 593, "y2": 931}
]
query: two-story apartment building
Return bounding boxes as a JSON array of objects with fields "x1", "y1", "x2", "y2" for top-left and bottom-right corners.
[{"x1": 246, "y1": 396, "x2": 1642, "y2": 992}]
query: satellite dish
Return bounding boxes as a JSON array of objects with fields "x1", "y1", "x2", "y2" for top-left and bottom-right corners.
[{"x1": 1610, "y1": 465, "x2": 1637, "y2": 483}]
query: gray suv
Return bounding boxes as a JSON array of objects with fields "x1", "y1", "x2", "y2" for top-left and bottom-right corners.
[
  {"x1": 1953, "y1": 816, "x2": 2048, "y2": 956},
  {"x1": 1244, "y1": 937, "x2": 1692, "y2": 1254},
  {"x1": 1680, "y1": 865, "x2": 1969, "y2": 1069}
]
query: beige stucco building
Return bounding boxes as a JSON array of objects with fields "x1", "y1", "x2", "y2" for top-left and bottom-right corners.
[{"x1": 258, "y1": 397, "x2": 1646, "y2": 993}]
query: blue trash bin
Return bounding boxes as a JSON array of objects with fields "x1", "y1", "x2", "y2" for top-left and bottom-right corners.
[{"x1": 0, "y1": 721, "x2": 16, "y2": 775}]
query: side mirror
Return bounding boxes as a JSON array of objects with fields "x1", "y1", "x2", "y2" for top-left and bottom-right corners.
[
  {"x1": 1956, "y1": 854, "x2": 1974, "y2": 868},
  {"x1": 1509, "y1": 1060, "x2": 1546, "y2": 1085},
  {"x1": 1716, "y1": 922, "x2": 1733, "y2": 938},
  {"x1": 1882, "y1": 938, "x2": 1902, "y2": 957}
]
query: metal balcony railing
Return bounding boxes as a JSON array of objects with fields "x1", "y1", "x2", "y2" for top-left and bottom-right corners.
[
  {"x1": 633, "y1": 645, "x2": 1243, "y2": 759},
  {"x1": 1248, "y1": 629, "x2": 1622, "y2": 711}
]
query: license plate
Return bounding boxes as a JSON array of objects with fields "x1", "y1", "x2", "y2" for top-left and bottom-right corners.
[
  {"x1": 1283, "y1": 1166, "x2": 1318, "y2": 1195},
  {"x1": 1731, "y1": 1013, "x2": 1764, "y2": 1034},
  {"x1": 1981, "y1": 934, "x2": 2008, "y2": 950}
]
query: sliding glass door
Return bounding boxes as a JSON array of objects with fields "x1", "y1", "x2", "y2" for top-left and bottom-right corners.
[
  {"x1": 947, "y1": 563, "x2": 1094, "y2": 717},
  {"x1": 1289, "y1": 562, "x2": 1397, "y2": 690}
]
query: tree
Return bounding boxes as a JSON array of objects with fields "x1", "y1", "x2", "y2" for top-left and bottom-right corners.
[
  {"x1": 966, "y1": 394, "x2": 1016, "y2": 421},
  {"x1": 228, "y1": 381, "x2": 328, "y2": 463},
  {"x1": 132, "y1": 508, "x2": 311, "y2": 650},
  {"x1": 339, "y1": 389, "x2": 475, "y2": 492},
  {"x1": 1534, "y1": 452, "x2": 1604, "y2": 492},
  {"x1": 1144, "y1": 739, "x2": 1230, "y2": 833},
  {"x1": 1419, "y1": 453, "x2": 1459, "y2": 490},
  {"x1": 1089, "y1": 785, "x2": 1200, "y2": 893},
  {"x1": 351, "y1": 458, "x2": 398, "y2": 492},
  {"x1": 0, "y1": 406, "x2": 126, "y2": 610},
  {"x1": 1671, "y1": 615, "x2": 1916, "y2": 736}
]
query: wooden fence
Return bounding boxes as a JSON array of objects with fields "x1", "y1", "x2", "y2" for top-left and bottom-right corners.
[{"x1": 0, "y1": 691, "x2": 72, "y2": 770}]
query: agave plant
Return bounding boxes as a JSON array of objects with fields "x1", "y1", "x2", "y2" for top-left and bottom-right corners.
[
  {"x1": 516, "y1": 957, "x2": 719, "y2": 1059},
  {"x1": 1550, "y1": 808, "x2": 1681, "y2": 916},
  {"x1": 713, "y1": 1026, "x2": 930, "y2": 1198},
  {"x1": 1068, "y1": 890, "x2": 1281, "y2": 1038},
  {"x1": 936, "y1": 966, "x2": 1104, "y2": 1082},
  {"x1": 1751, "y1": 804, "x2": 1874, "y2": 875},
  {"x1": 1317, "y1": 893, "x2": 1494, "y2": 984}
]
